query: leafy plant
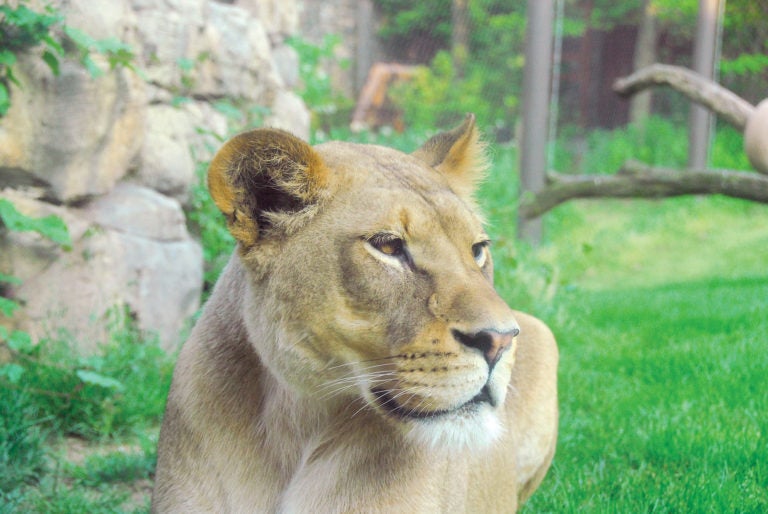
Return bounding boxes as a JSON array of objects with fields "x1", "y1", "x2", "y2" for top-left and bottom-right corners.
[
  {"x1": 63, "y1": 25, "x2": 136, "y2": 78},
  {"x1": 377, "y1": 0, "x2": 528, "y2": 135},
  {"x1": 391, "y1": 50, "x2": 493, "y2": 131},
  {"x1": 186, "y1": 158, "x2": 234, "y2": 296},
  {"x1": 0, "y1": 198, "x2": 71, "y2": 327},
  {"x1": 287, "y1": 34, "x2": 353, "y2": 134},
  {"x1": 0, "y1": 198, "x2": 70, "y2": 247},
  {"x1": 0, "y1": 0, "x2": 136, "y2": 117},
  {"x1": 1, "y1": 313, "x2": 174, "y2": 440},
  {"x1": 0, "y1": 2, "x2": 64, "y2": 116},
  {"x1": 67, "y1": 443, "x2": 156, "y2": 487},
  {"x1": 0, "y1": 388, "x2": 48, "y2": 493}
]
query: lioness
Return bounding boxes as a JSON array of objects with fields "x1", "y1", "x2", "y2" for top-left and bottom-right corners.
[{"x1": 152, "y1": 115, "x2": 558, "y2": 513}]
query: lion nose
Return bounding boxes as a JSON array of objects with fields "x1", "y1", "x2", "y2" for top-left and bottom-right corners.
[{"x1": 452, "y1": 328, "x2": 519, "y2": 371}]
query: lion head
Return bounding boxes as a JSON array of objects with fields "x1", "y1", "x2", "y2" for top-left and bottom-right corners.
[{"x1": 207, "y1": 114, "x2": 520, "y2": 449}]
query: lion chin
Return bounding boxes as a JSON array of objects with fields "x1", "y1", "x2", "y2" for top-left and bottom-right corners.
[
  {"x1": 403, "y1": 404, "x2": 505, "y2": 450},
  {"x1": 368, "y1": 385, "x2": 506, "y2": 450},
  {"x1": 151, "y1": 114, "x2": 558, "y2": 513}
]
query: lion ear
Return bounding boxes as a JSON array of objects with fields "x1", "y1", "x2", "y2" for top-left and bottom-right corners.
[
  {"x1": 412, "y1": 113, "x2": 488, "y2": 199},
  {"x1": 208, "y1": 128, "x2": 329, "y2": 248}
]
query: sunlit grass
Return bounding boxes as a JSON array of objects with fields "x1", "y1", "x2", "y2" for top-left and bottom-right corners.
[
  {"x1": 521, "y1": 277, "x2": 768, "y2": 512},
  {"x1": 475, "y1": 130, "x2": 768, "y2": 511}
]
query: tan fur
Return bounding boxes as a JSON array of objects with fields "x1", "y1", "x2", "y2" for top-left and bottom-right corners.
[{"x1": 152, "y1": 115, "x2": 558, "y2": 513}]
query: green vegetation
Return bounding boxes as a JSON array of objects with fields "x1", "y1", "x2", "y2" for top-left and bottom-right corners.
[
  {"x1": 474, "y1": 122, "x2": 768, "y2": 512},
  {"x1": 287, "y1": 34, "x2": 354, "y2": 134},
  {"x1": 0, "y1": 308, "x2": 173, "y2": 511},
  {"x1": 377, "y1": 0, "x2": 768, "y2": 132},
  {"x1": 0, "y1": 0, "x2": 135, "y2": 116}
]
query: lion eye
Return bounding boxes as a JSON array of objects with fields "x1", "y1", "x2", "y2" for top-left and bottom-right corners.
[
  {"x1": 368, "y1": 234, "x2": 406, "y2": 258},
  {"x1": 472, "y1": 241, "x2": 489, "y2": 267}
]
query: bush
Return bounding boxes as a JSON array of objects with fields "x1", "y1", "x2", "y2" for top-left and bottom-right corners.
[
  {"x1": 0, "y1": 389, "x2": 47, "y2": 494},
  {"x1": 0, "y1": 313, "x2": 174, "y2": 441}
]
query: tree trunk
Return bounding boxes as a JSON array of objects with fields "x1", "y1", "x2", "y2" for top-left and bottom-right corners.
[
  {"x1": 518, "y1": 0, "x2": 554, "y2": 242},
  {"x1": 688, "y1": 0, "x2": 724, "y2": 168},
  {"x1": 629, "y1": 0, "x2": 657, "y2": 123},
  {"x1": 451, "y1": 0, "x2": 469, "y2": 79}
]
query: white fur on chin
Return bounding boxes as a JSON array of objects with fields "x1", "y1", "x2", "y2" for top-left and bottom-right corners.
[{"x1": 404, "y1": 407, "x2": 503, "y2": 451}]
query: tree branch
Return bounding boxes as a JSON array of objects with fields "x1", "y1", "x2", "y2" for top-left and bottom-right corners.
[
  {"x1": 613, "y1": 64, "x2": 755, "y2": 130},
  {"x1": 519, "y1": 160, "x2": 768, "y2": 219}
]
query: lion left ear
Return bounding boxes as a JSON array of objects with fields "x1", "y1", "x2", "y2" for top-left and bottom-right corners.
[
  {"x1": 207, "y1": 128, "x2": 329, "y2": 250},
  {"x1": 412, "y1": 113, "x2": 488, "y2": 199}
]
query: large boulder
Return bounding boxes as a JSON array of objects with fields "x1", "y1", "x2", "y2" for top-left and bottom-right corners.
[
  {"x1": 0, "y1": 59, "x2": 145, "y2": 203},
  {"x1": 1, "y1": 187, "x2": 202, "y2": 352}
]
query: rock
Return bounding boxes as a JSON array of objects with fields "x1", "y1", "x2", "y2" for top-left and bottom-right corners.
[
  {"x1": 1, "y1": 189, "x2": 202, "y2": 352},
  {"x1": 197, "y1": 2, "x2": 280, "y2": 100},
  {"x1": 48, "y1": 0, "x2": 136, "y2": 41},
  {"x1": 271, "y1": 43, "x2": 301, "y2": 89},
  {"x1": 744, "y1": 99, "x2": 768, "y2": 175},
  {"x1": 0, "y1": 58, "x2": 145, "y2": 203},
  {"x1": 237, "y1": 0, "x2": 300, "y2": 37},
  {"x1": 82, "y1": 183, "x2": 188, "y2": 241},
  {"x1": 181, "y1": 101, "x2": 230, "y2": 163},
  {"x1": 132, "y1": 0, "x2": 207, "y2": 89},
  {"x1": 267, "y1": 90, "x2": 311, "y2": 141},
  {"x1": 136, "y1": 106, "x2": 196, "y2": 199}
]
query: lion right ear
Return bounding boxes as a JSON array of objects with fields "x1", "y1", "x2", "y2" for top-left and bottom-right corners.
[
  {"x1": 411, "y1": 113, "x2": 488, "y2": 201},
  {"x1": 208, "y1": 129, "x2": 329, "y2": 248}
]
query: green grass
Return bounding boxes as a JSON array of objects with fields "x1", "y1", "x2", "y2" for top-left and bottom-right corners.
[
  {"x1": 473, "y1": 118, "x2": 768, "y2": 511},
  {"x1": 481, "y1": 189, "x2": 768, "y2": 511},
  {"x1": 520, "y1": 276, "x2": 768, "y2": 513},
  {"x1": 0, "y1": 317, "x2": 172, "y2": 513}
]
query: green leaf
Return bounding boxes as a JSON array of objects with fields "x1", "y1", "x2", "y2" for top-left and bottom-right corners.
[
  {"x1": 0, "y1": 296, "x2": 19, "y2": 317},
  {"x1": 0, "y1": 83, "x2": 9, "y2": 117},
  {"x1": 81, "y1": 54, "x2": 104, "y2": 78},
  {"x1": 0, "y1": 50, "x2": 17, "y2": 67},
  {"x1": 41, "y1": 34, "x2": 65, "y2": 56},
  {"x1": 0, "y1": 199, "x2": 72, "y2": 247},
  {"x1": 64, "y1": 26, "x2": 97, "y2": 50},
  {"x1": 8, "y1": 330, "x2": 33, "y2": 353},
  {"x1": 212, "y1": 100, "x2": 242, "y2": 120},
  {"x1": 41, "y1": 49, "x2": 60, "y2": 76},
  {"x1": 177, "y1": 57, "x2": 195, "y2": 72},
  {"x1": 0, "y1": 363, "x2": 25, "y2": 384},
  {"x1": 76, "y1": 370, "x2": 125, "y2": 391}
]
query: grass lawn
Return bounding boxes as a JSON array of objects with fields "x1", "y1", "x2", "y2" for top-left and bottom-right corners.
[{"x1": 498, "y1": 196, "x2": 768, "y2": 512}]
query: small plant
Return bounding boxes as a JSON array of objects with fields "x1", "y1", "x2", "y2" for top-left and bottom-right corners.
[
  {"x1": 63, "y1": 25, "x2": 136, "y2": 78},
  {"x1": 0, "y1": 2, "x2": 64, "y2": 116},
  {"x1": 67, "y1": 442, "x2": 156, "y2": 487},
  {"x1": 186, "y1": 159, "x2": 235, "y2": 295},
  {"x1": 0, "y1": 310, "x2": 173, "y2": 509},
  {"x1": 0, "y1": 197, "x2": 70, "y2": 333},
  {"x1": 0, "y1": 388, "x2": 49, "y2": 494},
  {"x1": 1, "y1": 310, "x2": 174, "y2": 440},
  {"x1": 287, "y1": 34, "x2": 353, "y2": 134},
  {"x1": 391, "y1": 50, "x2": 492, "y2": 131},
  {"x1": 0, "y1": 0, "x2": 136, "y2": 117}
]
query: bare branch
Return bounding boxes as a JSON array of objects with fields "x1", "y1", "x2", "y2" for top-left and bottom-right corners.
[
  {"x1": 519, "y1": 160, "x2": 768, "y2": 219},
  {"x1": 613, "y1": 64, "x2": 755, "y2": 131}
]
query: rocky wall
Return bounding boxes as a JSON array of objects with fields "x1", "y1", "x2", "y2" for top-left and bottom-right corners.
[{"x1": 0, "y1": 0, "x2": 308, "y2": 352}]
